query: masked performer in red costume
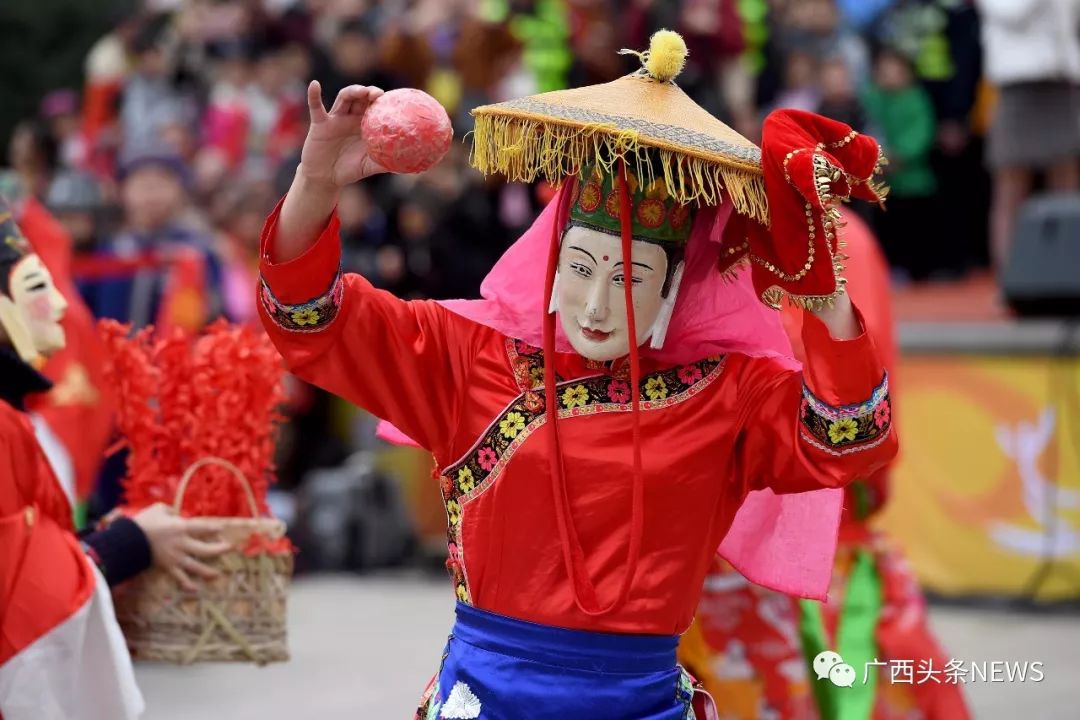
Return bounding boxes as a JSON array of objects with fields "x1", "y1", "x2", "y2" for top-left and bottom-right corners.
[
  {"x1": 0, "y1": 173, "x2": 112, "y2": 510},
  {"x1": 0, "y1": 199, "x2": 229, "y2": 720},
  {"x1": 0, "y1": 199, "x2": 143, "y2": 719},
  {"x1": 259, "y1": 32, "x2": 897, "y2": 719}
]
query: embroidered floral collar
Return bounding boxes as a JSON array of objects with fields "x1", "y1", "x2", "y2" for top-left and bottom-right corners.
[
  {"x1": 508, "y1": 338, "x2": 645, "y2": 383},
  {"x1": 437, "y1": 339, "x2": 728, "y2": 606}
]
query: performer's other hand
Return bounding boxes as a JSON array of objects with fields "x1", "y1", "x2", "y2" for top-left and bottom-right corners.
[
  {"x1": 299, "y1": 81, "x2": 387, "y2": 190},
  {"x1": 133, "y1": 503, "x2": 231, "y2": 592}
]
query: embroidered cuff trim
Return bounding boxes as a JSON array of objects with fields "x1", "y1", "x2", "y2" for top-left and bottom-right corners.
[
  {"x1": 258, "y1": 270, "x2": 344, "y2": 333},
  {"x1": 800, "y1": 372, "x2": 891, "y2": 450}
]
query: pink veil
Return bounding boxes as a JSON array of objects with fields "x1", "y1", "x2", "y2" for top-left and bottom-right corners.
[
  {"x1": 379, "y1": 186, "x2": 843, "y2": 601},
  {"x1": 441, "y1": 191, "x2": 792, "y2": 365}
]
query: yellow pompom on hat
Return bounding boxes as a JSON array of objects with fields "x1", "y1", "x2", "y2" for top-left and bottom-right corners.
[
  {"x1": 470, "y1": 30, "x2": 767, "y2": 223},
  {"x1": 639, "y1": 29, "x2": 688, "y2": 83}
]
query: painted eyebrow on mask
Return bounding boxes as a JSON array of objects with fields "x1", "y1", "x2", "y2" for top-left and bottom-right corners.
[
  {"x1": 613, "y1": 260, "x2": 655, "y2": 272},
  {"x1": 569, "y1": 246, "x2": 653, "y2": 272},
  {"x1": 568, "y1": 246, "x2": 596, "y2": 263}
]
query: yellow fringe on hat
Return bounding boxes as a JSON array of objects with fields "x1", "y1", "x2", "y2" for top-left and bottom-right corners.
[{"x1": 470, "y1": 112, "x2": 770, "y2": 224}]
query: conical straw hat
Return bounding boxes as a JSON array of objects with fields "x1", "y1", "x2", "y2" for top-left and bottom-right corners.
[{"x1": 470, "y1": 30, "x2": 767, "y2": 223}]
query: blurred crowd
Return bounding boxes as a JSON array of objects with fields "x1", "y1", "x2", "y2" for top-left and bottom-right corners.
[{"x1": 2, "y1": 0, "x2": 1078, "y2": 491}]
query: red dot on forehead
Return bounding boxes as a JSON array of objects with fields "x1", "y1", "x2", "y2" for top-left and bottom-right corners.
[{"x1": 602, "y1": 255, "x2": 609, "y2": 261}]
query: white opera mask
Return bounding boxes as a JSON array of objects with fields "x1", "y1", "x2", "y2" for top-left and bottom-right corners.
[
  {"x1": 0, "y1": 207, "x2": 67, "y2": 365},
  {"x1": 555, "y1": 224, "x2": 682, "y2": 362}
]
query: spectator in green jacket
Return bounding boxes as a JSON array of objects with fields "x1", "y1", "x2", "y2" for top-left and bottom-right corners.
[{"x1": 863, "y1": 46, "x2": 938, "y2": 281}]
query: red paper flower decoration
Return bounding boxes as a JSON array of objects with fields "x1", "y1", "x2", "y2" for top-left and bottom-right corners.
[{"x1": 99, "y1": 319, "x2": 287, "y2": 518}]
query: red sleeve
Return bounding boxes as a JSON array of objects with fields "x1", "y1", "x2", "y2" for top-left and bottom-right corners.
[
  {"x1": 257, "y1": 199, "x2": 485, "y2": 459},
  {"x1": 833, "y1": 210, "x2": 897, "y2": 513},
  {"x1": 734, "y1": 304, "x2": 897, "y2": 494}
]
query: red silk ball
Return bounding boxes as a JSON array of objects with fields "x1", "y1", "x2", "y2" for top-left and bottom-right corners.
[{"x1": 361, "y1": 89, "x2": 453, "y2": 174}]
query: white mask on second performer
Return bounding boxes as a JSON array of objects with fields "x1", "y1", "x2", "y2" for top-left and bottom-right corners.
[{"x1": 0, "y1": 253, "x2": 68, "y2": 362}]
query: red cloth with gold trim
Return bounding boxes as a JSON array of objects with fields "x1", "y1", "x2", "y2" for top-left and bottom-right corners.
[{"x1": 721, "y1": 110, "x2": 887, "y2": 308}]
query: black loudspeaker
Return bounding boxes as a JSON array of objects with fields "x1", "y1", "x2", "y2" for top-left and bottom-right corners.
[{"x1": 1002, "y1": 192, "x2": 1080, "y2": 317}]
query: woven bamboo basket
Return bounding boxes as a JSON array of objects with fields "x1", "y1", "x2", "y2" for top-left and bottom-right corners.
[{"x1": 113, "y1": 458, "x2": 293, "y2": 665}]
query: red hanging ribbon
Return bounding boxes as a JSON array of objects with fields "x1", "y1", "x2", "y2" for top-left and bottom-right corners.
[{"x1": 543, "y1": 160, "x2": 645, "y2": 617}]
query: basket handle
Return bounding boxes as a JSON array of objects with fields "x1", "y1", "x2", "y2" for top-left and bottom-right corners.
[{"x1": 173, "y1": 457, "x2": 259, "y2": 517}]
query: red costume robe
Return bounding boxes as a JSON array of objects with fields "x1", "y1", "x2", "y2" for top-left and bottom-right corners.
[
  {"x1": 258, "y1": 202, "x2": 897, "y2": 635},
  {"x1": 0, "y1": 364, "x2": 141, "y2": 720},
  {"x1": 0, "y1": 393, "x2": 91, "y2": 668}
]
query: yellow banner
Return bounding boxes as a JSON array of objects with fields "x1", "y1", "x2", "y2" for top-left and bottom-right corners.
[{"x1": 878, "y1": 355, "x2": 1080, "y2": 600}]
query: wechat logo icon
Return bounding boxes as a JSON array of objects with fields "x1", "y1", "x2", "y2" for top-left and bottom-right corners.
[{"x1": 813, "y1": 650, "x2": 857, "y2": 688}]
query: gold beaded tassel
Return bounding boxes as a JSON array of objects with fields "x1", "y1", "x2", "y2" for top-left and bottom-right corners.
[
  {"x1": 771, "y1": 151, "x2": 853, "y2": 311},
  {"x1": 754, "y1": 132, "x2": 890, "y2": 310}
]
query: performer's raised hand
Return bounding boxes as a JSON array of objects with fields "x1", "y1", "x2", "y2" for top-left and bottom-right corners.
[
  {"x1": 299, "y1": 81, "x2": 387, "y2": 189},
  {"x1": 275, "y1": 81, "x2": 386, "y2": 261}
]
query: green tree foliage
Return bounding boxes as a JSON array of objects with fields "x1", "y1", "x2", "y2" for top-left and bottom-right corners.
[{"x1": 0, "y1": 0, "x2": 135, "y2": 155}]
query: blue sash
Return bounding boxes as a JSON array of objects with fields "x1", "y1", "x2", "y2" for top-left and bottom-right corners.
[{"x1": 416, "y1": 602, "x2": 697, "y2": 720}]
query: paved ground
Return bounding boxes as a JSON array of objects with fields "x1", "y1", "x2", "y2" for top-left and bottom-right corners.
[{"x1": 136, "y1": 572, "x2": 1080, "y2": 720}]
